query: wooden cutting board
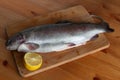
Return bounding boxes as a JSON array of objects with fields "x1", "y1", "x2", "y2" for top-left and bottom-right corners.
[{"x1": 6, "y1": 5, "x2": 110, "y2": 77}]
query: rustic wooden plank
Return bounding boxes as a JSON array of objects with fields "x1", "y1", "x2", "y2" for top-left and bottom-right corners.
[
  {"x1": 27, "y1": 67, "x2": 80, "y2": 80},
  {"x1": 0, "y1": 7, "x2": 27, "y2": 39},
  {"x1": 0, "y1": 0, "x2": 49, "y2": 18},
  {"x1": 74, "y1": 55, "x2": 120, "y2": 80},
  {"x1": 0, "y1": 0, "x2": 120, "y2": 80},
  {"x1": 60, "y1": 60, "x2": 113, "y2": 80}
]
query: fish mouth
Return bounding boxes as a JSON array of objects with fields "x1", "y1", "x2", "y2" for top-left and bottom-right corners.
[
  {"x1": 6, "y1": 46, "x2": 11, "y2": 50},
  {"x1": 6, "y1": 46, "x2": 10, "y2": 50},
  {"x1": 6, "y1": 46, "x2": 14, "y2": 50}
]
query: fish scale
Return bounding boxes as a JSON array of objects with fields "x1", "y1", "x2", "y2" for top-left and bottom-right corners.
[{"x1": 6, "y1": 21, "x2": 114, "y2": 53}]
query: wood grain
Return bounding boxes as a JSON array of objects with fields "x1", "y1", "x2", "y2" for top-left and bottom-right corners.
[
  {"x1": 0, "y1": 0, "x2": 120, "y2": 80},
  {"x1": 6, "y1": 5, "x2": 92, "y2": 37},
  {"x1": 6, "y1": 6, "x2": 110, "y2": 77}
]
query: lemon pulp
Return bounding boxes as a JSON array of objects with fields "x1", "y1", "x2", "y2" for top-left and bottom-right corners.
[{"x1": 24, "y1": 52, "x2": 42, "y2": 71}]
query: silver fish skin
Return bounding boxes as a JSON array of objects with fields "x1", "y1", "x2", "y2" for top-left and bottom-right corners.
[{"x1": 6, "y1": 21, "x2": 114, "y2": 53}]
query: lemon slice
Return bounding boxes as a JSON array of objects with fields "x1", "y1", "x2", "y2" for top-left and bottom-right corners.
[{"x1": 24, "y1": 52, "x2": 42, "y2": 71}]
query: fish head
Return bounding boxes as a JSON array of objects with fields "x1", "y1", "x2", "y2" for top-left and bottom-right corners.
[{"x1": 6, "y1": 33, "x2": 25, "y2": 50}]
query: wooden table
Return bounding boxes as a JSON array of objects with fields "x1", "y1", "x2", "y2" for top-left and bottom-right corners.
[{"x1": 0, "y1": 0, "x2": 120, "y2": 80}]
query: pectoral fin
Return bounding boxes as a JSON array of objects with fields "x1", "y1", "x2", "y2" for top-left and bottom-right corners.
[{"x1": 18, "y1": 42, "x2": 39, "y2": 52}]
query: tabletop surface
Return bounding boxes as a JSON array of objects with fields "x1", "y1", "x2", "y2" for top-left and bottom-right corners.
[{"x1": 0, "y1": 0, "x2": 120, "y2": 80}]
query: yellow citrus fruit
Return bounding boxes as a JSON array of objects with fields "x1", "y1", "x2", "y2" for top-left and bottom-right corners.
[{"x1": 24, "y1": 52, "x2": 42, "y2": 71}]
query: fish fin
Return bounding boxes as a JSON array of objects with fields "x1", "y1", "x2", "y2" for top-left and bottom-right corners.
[
  {"x1": 56, "y1": 20, "x2": 72, "y2": 24},
  {"x1": 25, "y1": 42, "x2": 39, "y2": 50},
  {"x1": 18, "y1": 42, "x2": 39, "y2": 52},
  {"x1": 102, "y1": 22, "x2": 114, "y2": 32},
  {"x1": 68, "y1": 43, "x2": 76, "y2": 46},
  {"x1": 90, "y1": 34, "x2": 99, "y2": 40},
  {"x1": 18, "y1": 43, "x2": 29, "y2": 52},
  {"x1": 90, "y1": 15, "x2": 104, "y2": 23},
  {"x1": 64, "y1": 42, "x2": 76, "y2": 47}
]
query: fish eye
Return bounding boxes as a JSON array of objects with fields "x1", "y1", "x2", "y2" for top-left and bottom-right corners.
[{"x1": 16, "y1": 33, "x2": 23, "y2": 40}]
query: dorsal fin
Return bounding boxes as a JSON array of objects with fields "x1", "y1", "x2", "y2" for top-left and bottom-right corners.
[{"x1": 90, "y1": 15, "x2": 104, "y2": 23}]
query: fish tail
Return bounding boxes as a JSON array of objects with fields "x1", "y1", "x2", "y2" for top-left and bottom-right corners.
[
  {"x1": 90, "y1": 15, "x2": 114, "y2": 32},
  {"x1": 106, "y1": 27, "x2": 114, "y2": 32},
  {"x1": 101, "y1": 22, "x2": 114, "y2": 32}
]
